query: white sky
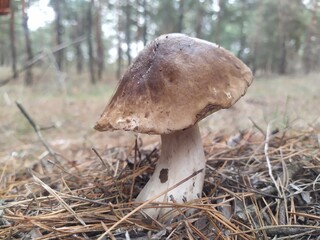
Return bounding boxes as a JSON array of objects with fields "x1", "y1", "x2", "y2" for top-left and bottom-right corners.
[{"x1": 28, "y1": 0, "x2": 55, "y2": 31}]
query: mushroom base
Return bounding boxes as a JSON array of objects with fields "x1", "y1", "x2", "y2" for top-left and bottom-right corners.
[{"x1": 136, "y1": 124, "x2": 206, "y2": 219}]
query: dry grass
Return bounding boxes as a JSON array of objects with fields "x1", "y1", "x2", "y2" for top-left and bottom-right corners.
[{"x1": 0, "y1": 71, "x2": 320, "y2": 239}]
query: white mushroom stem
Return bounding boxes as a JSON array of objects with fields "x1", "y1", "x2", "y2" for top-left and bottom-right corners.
[{"x1": 136, "y1": 124, "x2": 206, "y2": 219}]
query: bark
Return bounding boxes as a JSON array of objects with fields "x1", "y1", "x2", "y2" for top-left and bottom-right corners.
[
  {"x1": 71, "y1": 8, "x2": 84, "y2": 75},
  {"x1": 10, "y1": 0, "x2": 17, "y2": 78},
  {"x1": 75, "y1": 42, "x2": 83, "y2": 74},
  {"x1": 195, "y1": 4, "x2": 204, "y2": 38},
  {"x1": 116, "y1": 1, "x2": 123, "y2": 79},
  {"x1": 177, "y1": 0, "x2": 184, "y2": 33},
  {"x1": 249, "y1": 1, "x2": 263, "y2": 75},
  {"x1": 237, "y1": 0, "x2": 246, "y2": 59},
  {"x1": 22, "y1": 0, "x2": 33, "y2": 86},
  {"x1": 142, "y1": 0, "x2": 147, "y2": 46},
  {"x1": 278, "y1": 34, "x2": 287, "y2": 74},
  {"x1": 116, "y1": 25, "x2": 123, "y2": 80},
  {"x1": 125, "y1": 0, "x2": 132, "y2": 65},
  {"x1": 214, "y1": 0, "x2": 225, "y2": 45},
  {"x1": 53, "y1": 0, "x2": 64, "y2": 70},
  {"x1": 251, "y1": 41, "x2": 258, "y2": 75},
  {"x1": 75, "y1": 12, "x2": 84, "y2": 74},
  {"x1": 278, "y1": 1, "x2": 287, "y2": 74},
  {"x1": 0, "y1": 38, "x2": 4, "y2": 65},
  {"x1": 87, "y1": 0, "x2": 96, "y2": 84},
  {"x1": 95, "y1": 0, "x2": 105, "y2": 79},
  {"x1": 303, "y1": 0, "x2": 318, "y2": 74}
]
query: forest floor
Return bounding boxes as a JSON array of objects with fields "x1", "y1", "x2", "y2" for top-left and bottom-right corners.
[{"x1": 0, "y1": 72, "x2": 319, "y2": 239}]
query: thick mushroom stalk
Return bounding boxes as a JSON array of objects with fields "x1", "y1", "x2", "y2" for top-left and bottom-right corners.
[{"x1": 136, "y1": 124, "x2": 206, "y2": 219}]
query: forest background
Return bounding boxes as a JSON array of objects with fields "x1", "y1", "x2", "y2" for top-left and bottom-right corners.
[
  {"x1": 1, "y1": 0, "x2": 320, "y2": 166},
  {"x1": 0, "y1": 0, "x2": 319, "y2": 86},
  {"x1": 1, "y1": 1, "x2": 320, "y2": 238}
]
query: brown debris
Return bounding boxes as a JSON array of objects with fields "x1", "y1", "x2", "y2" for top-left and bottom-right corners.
[{"x1": 0, "y1": 127, "x2": 320, "y2": 239}]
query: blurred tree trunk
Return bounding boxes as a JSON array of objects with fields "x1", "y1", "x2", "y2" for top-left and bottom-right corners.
[
  {"x1": 0, "y1": 38, "x2": 4, "y2": 65},
  {"x1": 177, "y1": 0, "x2": 184, "y2": 33},
  {"x1": 117, "y1": 37, "x2": 123, "y2": 80},
  {"x1": 22, "y1": 0, "x2": 33, "y2": 86},
  {"x1": 125, "y1": 0, "x2": 132, "y2": 65},
  {"x1": 53, "y1": 0, "x2": 64, "y2": 70},
  {"x1": 237, "y1": 0, "x2": 246, "y2": 59},
  {"x1": 303, "y1": 0, "x2": 318, "y2": 74},
  {"x1": 251, "y1": 40, "x2": 258, "y2": 75},
  {"x1": 195, "y1": 4, "x2": 204, "y2": 38},
  {"x1": 136, "y1": 0, "x2": 147, "y2": 46},
  {"x1": 9, "y1": 0, "x2": 17, "y2": 78},
  {"x1": 75, "y1": 42, "x2": 83, "y2": 74},
  {"x1": 87, "y1": 0, "x2": 96, "y2": 84},
  {"x1": 277, "y1": 0, "x2": 287, "y2": 74},
  {"x1": 214, "y1": 0, "x2": 225, "y2": 45},
  {"x1": 95, "y1": 0, "x2": 105, "y2": 80},
  {"x1": 142, "y1": 0, "x2": 147, "y2": 46},
  {"x1": 116, "y1": 10, "x2": 123, "y2": 80},
  {"x1": 74, "y1": 12, "x2": 84, "y2": 74}
]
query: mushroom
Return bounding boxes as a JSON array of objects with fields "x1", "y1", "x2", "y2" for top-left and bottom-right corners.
[{"x1": 95, "y1": 33, "x2": 253, "y2": 219}]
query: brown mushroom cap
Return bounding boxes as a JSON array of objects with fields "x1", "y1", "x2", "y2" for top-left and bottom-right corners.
[{"x1": 95, "y1": 33, "x2": 253, "y2": 134}]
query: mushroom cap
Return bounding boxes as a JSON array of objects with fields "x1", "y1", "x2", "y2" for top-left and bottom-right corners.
[{"x1": 95, "y1": 33, "x2": 253, "y2": 134}]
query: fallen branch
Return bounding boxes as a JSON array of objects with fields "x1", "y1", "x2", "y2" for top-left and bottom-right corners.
[
  {"x1": 0, "y1": 36, "x2": 86, "y2": 87},
  {"x1": 15, "y1": 101, "x2": 59, "y2": 163},
  {"x1": 265, "y1": 121, "x2": 281, "y2": 194}
]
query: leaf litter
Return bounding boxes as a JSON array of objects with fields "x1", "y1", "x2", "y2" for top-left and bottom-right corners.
[{"x1": 0, "y1": 124, "x2": 320, "y2": 239}]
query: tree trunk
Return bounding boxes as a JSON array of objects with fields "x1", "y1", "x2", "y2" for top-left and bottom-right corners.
[
  {"x1": 251, "y1": 41, "x2": 258, "y2": 75},
  {"x1": 9, "y1": 0, "x2": 17, "y2": 78},
  {"x1": 116, "y1": 3, "x2": 123, "y2": 80},
  {"x1": 95, "y1": 0, "x2": 105, "y2": 80},
  {"x1": 142, "y1": 0, "x2": 147, "y2": 46},
  {"x1": 87, "y1": 0, "x2": 96, "y2": 84},
  {"x1": 278, "y1": 35, "x2": 286, "y2": 74},
  {"x1": 277, "y1": 0, "x2": 286, "y2": 74},
  {"x1": 177, "y1": 0, "x2": 184, "y2": 33},
  {"x1": 195, "y1": 4, "x2": 204, "y2": 38},
  {"x1": 53, "y1": 0, "x2": 63, "y2": 70},
  {"x1": 125, "y1": 0, "x2": 132, "y2": 65},
  {"x1": 22, "y1": 0, "x2": 33, "y2": 86},
  {"x1": 214, "y1": 0, "x2": 225, "y2": 45},
  {"x1": 75, "y1": 13, "x2": 84, "y2": 74},
  {"x1": 237, "y1": 0, "x2": 246, "y2": 59},
  {"x1": 0, "y1": 37, "x2": 4, "y2": 65},
  {"x1": 116, "y1": 37, "x2": 123, "y2": 80},
  {"x1": 303, "y1": 0, "x2": 318, "y2": 74},
  {"x1": 72, "y1": 9, "x2": 84, "y2": 75},
  {"x1": 75, "y1": 42, "x2": 83, "y2": 74}
]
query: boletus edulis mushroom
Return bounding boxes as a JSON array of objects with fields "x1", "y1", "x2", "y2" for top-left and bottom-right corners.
[{"x1": 95, "y1": 33, "x2": 253, "y2": 219}]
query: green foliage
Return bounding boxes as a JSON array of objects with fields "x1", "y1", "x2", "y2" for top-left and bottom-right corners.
[{"x1": 0, "y1": 0, "x2": 319, "y2": 81}]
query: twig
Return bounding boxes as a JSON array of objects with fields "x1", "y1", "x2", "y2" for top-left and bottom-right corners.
[
  {"x1": 129, "y1": 137, "x2": 139, "y2": 202},
  {"x1": 100, "y1": 221, "x2": 116, "y2": 240},
  {"x1": 15, "y1": 101, "x2": 59, "y2": 163},
  {"x1": 264, "y1": 121, "x2": 280, "y2": 194},
  {"x1": 233, "y1": 224, "x2": 320, "y2": 235},
  {"x1": 31, "y1": 171, "x2": 86, "y2": 226},
  {"x1": 249, "y1": 117, "x2": 266, "y2": 137},
  {"x1": 97, "y1": 169, "x2": 204, "y2": 239},
  {"x1": 92, "y1": 147, "x2": 114, "y2": 172}
]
